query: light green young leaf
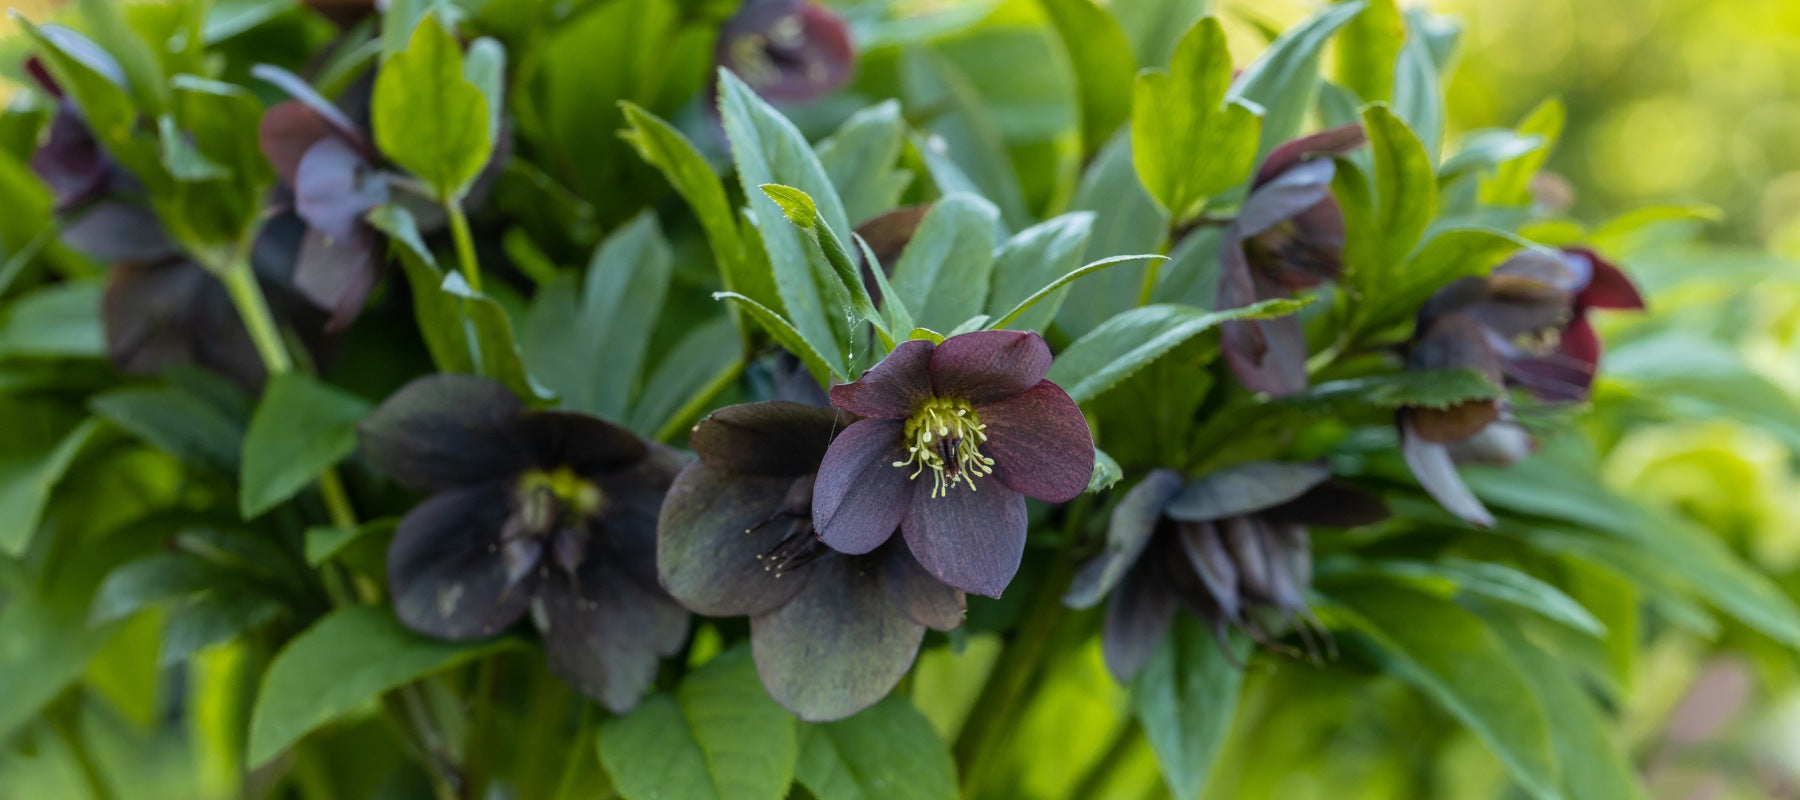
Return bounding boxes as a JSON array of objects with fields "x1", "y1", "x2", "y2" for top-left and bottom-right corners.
[
  {"x1": 1440, "y1": 130, "x2": 1546, "y2": 182},
  {"x1": 1336, "y1": 0, "x2": 1403, "y2": 104},
  {"x1": 1134, "y1": 618, "x2": 1249, "y2": 800},
  {"x1": 796, "y1": 696, "x2": 957, "y2": 800},
  {"x1": 1039, "y1": 0, "x2": 1136, "y2": 151},
  {"x1": 1048, "y1": 299, "x2": 1305, "y2": 405},
  {"x1": 1131, "y1": 16, "x2": 1262, "y2": 223},
  {"x1": 247, "y1": 606, "x2": 509, "y2": 765},
  {"x1": 599, "y1": 647, "x2": 797, "y2": 800},
  {"x1": 372, "y1": 13, "x2": 491, "y2": 200},
  {"x1": 239, "y1": 373, "x2": 370, "y2": 519},
  {"x1": 1231, "y1": 1, "x2": 1367, "y2": 162},
  {"x1": 462, "y1": 37, "x2": 506, "y2": 147},
  {"x1": 1344, "y1": 103, "x2": 1436, "y2": 321},
  {"x1": 1481, "y1": 98, "x2": 1564, "y2": 206},
  {"x1": 760, "y1": 184, "x2": 887, "y2": 343}
]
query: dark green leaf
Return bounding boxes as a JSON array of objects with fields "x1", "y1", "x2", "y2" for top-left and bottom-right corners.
[
  {"x1": 1131, "y1": 16, "x2": 1261, "y2": 222},
  {"x1": 984, "y1": 212, "x2": 1094, "y2": 332},
  {"x1": 1049, "y1": 299, "x2": 1306, "y2": 405},
  {"x1": 1060, "y1": 131, "x2": 1168, "y2": 337},
  {"x1": 90, "y1": 554, "x2": 231, "y2": 625},
  {"x1": 1134, "y1": 617, "x2": 1248, "y2": 800},
  {"x1": 887, "y1": 193, "x2": 999, "y2": 334},
  {"x1": 238, "y1": 373, "x2": 370, "y2": 519},
  {"x1": 90, "y1": 378, "x2": 246, "y2": 474},
  {"x1": 795, "y1": 695, "x2": 957, "y2": 800},
  {"x1": 305, "y1": 519, "x2": 398, "y2": 566},
  {"x1": 628, "y1": 317, "x2": 739, "y2": 437},
  {"x1": 1326, "y1": 558, "x2": 1605, "y2": 637},
  {"x1": 897, "y1": 47, "x2": 1031, "y2": 232},
  {"x1": 161, "y1": 585, "x2": 285, "y2": 665},
  {"x1": 988, "y1": 254, "x2": 1166, "y2": 332},
  {"x1": 247, "y1": 606, "x2": 509, "y2": 765},
  {"x1": 0, "y1": 280, "x2": 104, "y2": 358},
  {"x1": 0, "y1": 418, "x2": 101, "y2": 557},
  {"x1": 598, "y1": 647, "x2": 798, "y2": 800},
  {"x1": 815, "y1": 101, "x2": 913, "y2": 226},
  {"x1": 1488, "y1": 616, "x2": 1650, "y2": 800}
]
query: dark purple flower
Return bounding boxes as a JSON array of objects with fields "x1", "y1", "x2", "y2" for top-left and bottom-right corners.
[
  {"x1": 1400, "y1": 247, "x2": 1645, "y2": 526},
  {"x1": 1218, "y1": 125, "x2": 1366, "y2": 397},
  {"x1": 1065, "y1": 464, "x2": 1388, "y2": 680},
  {"x1": 359, "y1": 374, "x2": 689, "y2": 712},
  {"x1": 813, "y1": 330, "x2": 1095, "y2": 598},
  {"x1": 658, "y1": 401, "x2": 963, "y2": 721},
  {"x1": 716, "y1": 0, "x2": 854, "y2": 105}
]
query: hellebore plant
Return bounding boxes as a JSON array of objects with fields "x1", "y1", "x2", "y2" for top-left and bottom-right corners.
[
  {"x1": 359, "y1": 374, "x2": 689, "y2": 712},
  {"x1": 658, "y1": 401, "x2": 964, "y2": 721},
  {"x1": 1219, "y1": 125, "x2": 1366, "y2": 397},
  {"x1": 1065, "y1": 463, "x2": 1389, "y2": 680},
  {"x1": 813, "y1": 330, "x2": 1095, "y2": 598},
  {"x1": 1401, "y1": 247, "x2": 1645, "y2": 526}
]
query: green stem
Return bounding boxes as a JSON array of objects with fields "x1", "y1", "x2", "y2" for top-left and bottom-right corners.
[
  {"x1": 653, "y1": 359, "x2": 744, "y2": 443},
  {"x1": 219, "y1": 263, "x2": 293, "y2": 374},
  {"x1": 953, "y1": 559, "x2": 1072, "y2": 797},
  {"x1": 49, "y1": 699, "x2": 114, "y2": 800},
  {"x1": 551, "y1": 705, "x2": 600, "y2": 800},
  {"x1": 316, "y1": 469, "x2": 358, "y2": 531},
  {"x1": 445, "y1": 199, "x2": 483, "y2": 294}
]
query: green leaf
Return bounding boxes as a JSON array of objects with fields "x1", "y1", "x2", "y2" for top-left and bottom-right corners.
[
  {"x1": 1287, "y1": 368, "x2": 1503, "y2": 413},
  {"x1": 158, "y1": 114, "x2": 229, "y2": 181},
  {"x1": 598, "y1": 647, "x2": 797, "y2": 800},
  {"x1": 1330, "y1": 558, "x2": 1605, "y2": 637},
  {"x1": 627, "y1": 317, "x2": 739, "y2": 437},
  {"x1": 305, "y1": 519, "x2": 398, "y2": 566},
  {"x1": 247, "y1": 606, "x2": 507, "y2": 765},
  {"x1": 1481, "y1": 98, "x2": 1564, "y2": 206},
  {"x1": 1605, "y1": 332, "x2": 1800, "y2": 454},
  {"x1": 162, "y1": 586, "x2": 285, "y2": 665},
  {"x1": 1060, "y1": 131, "x2": 1167, "y2": 337},
  {"x1": 760, "y1": 183, "x2": 887, "y2": 342},
  {"x1": 238, "y1": 373, "x2": 370, "y2": 519},
  {"x1": 1439, "y1": 130, "x2": 1547, "y2": 182},
  {"x1": 1231, "y1": 1, "x2": 1367, "y2": 162},
  {"x1": 887, "y1": 193, "x2": 999, "y2": 334},
  {"x1": 988, "y1": 254, "x2": 1167, "y2": 331},
  {"x1": 1111, "y1": 0, "x2": 1209, "y2": 68},
  {"x1": 441, "y1": 271, "x2": 553, "y2": 401},
  {"x1": 1345, "y1": 104, "x2": 1437, "y2": 322},
  {"x1": 795, "y1": 696, "x2": 957, "y2": 800},
  {"x1": 90, "y1": 554, "x2": 228, "y2": 625},
  {"x1": 90, "y1": 383, "x2": 246, "y2": 475},
  {"x1": 1131, "y1": 16, "x2": 1262, "y2": 222},
  {"x1": 0, "y1": 418, "x2": 101, "y2": 557},
  {"x1": 718, "y1": 69, "x2": 853, "y2": 374},
  {"x1": 984, "y1": 212, "x2": 1095, "y2": 332},
  {"x1": 1049, "y1": 299, "x2": 1305, "y2": 405},
  {"x1": 372, "y1": 13, "x2": 491, "y2": 199},
  {"x1": 815, "y1": 101, "x2": 913, "y2": 225},
  {"x1": 1039, "y1": 0, "x2": 1136, "y2": 151},
  {"x1": 1392, "y1": 8, "x2": 1450, "y2": 160},
  {"x1": 375, "y1": 204, "x2": 474, "y2": 373},
  {"x1": 203, "y1": 0, "x2": 300, "y2": 42},
  {"x1": 1488, "y1": 618, "x2": 1650, "y2": 800},
  {"x1": 0, "y1": 280, "x2": 104, "y2": 359},
  {"x1": 1336, "y1": 0, "x2": 1403, "y2": 104},
  {"x1": 716, "y1": 291, "x2": 837, "y2": 386},
  {"x1": 1324, "y1": 584, "x2": 1561, "y2": 800},
  {"x1": 462, "y1": 37, "x2": 506, "y2": 147},
  {"x1": 1087, "y1": 448, "x2": 1124, "y2": 493},
  {"x1": 897, "y1": 47, "x2": 1031, "y2": 232},
  {"x1": 1134, "y1": 618, "x2": 1248, "y2": 800}
]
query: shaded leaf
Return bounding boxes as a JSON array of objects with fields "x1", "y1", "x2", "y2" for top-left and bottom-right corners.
[
  {"x1": 1134, "y1": 617, "x2": 1248, "y2": 800},
  {"x1": 796, "y1": 695, "x2": 957, "y2": 800},
  {"x1": 1049, "y1": 300, "x2": 1306, "y2": 405},
  {"x1": 239, "y1": 373, "x2": 370, "y2": 519}
]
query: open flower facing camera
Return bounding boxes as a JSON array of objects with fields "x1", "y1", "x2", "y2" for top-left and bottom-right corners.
[{"x1": 359, "y1": 374, "x2": 688, "y2": 712}]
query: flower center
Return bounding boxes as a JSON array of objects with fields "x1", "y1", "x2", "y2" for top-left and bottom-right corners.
[
  {"x1": 501, "y1": 468, "x2": 606, "y2": 588},
  {"x1": 894, "y1": 397, "x2": 994, "y2": 498},
  {"x1": 517, "y1": 466, "x2": 604, "y2": 521}
]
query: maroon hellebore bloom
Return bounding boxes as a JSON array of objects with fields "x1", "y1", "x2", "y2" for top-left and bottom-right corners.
[
  {"x1": 716, "y1": 0, "x2": 854, "y2": 105},
  {"x1": 359, "y1": 374, "x2": 689, "y2": 712},
  {"x1": 813, "y1": 330, "x2": 1095, "y2": 598},
  {"x1": 1065, "y1": 463, "x2": 1388, "y2": 680},
  {"x1": 1401, "y1": 247, "x2": 1645, "y2": 526},
  {"x1": 1218, "y1": 125, "x2": 1366, "y2": 397},
  {"x1": 659, "y1": 402, "x2": 963, "y2": 721}
]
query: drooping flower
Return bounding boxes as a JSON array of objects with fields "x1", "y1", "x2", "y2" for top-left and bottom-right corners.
[
  {"x1": 814, "y1": 330, "x2": 1094, "y2": 598},
  {"x1": 1401, "y1": 247, "x2": 1645, "y2": 526},
  {"x1": 716, "y1": 0, "x2": 854, "y2": 105},
  {"x1": 359, "y1": 374, "x2": 689, "y2": 712},
  {"x1": 658, "y1": 401, "x2": 963, "y2": 721},
  {"x1": 1065, "y1": 463, "x2": 1388, "y2": 680},
  {"x1": 1218, "y1": 125, "x2": 1366, "y2": 397}
]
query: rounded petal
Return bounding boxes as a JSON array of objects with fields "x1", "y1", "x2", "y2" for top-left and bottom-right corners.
[
  {"x1": 901, "y1": 480, "x2": 1027, "y2": 598},
  {"x1": 657, "y1": 461, "x2": 812, "y2": 617},
  {"x1": 515, "y1": 411, "x2": 649, "y2": 477},
  {"x1": 812, "y1": 419, "x2": 911, "y2": 555},
  {"x1": 1102, "y1": 559, "x2": 1178, "y2": 682},
  {"x1": 358, "y1": 374, "x2": 529, "y2": 492},
  {"x1": 977, "y1": 380, "x2": 1094, "y2": 503},
  {"x1": 592, "y1": 442, "x2": 683, "y2": 590},
  {"x1": 1165, "y1": 461, "x2": 1330, "y2": 522},
  {"x1": 1401, "y1": 415, "x2": 1495, "y2": 528},
  {"x1": 689, "y1": 401, "x2": 843, "y2": 476},
  {"x1": 830, "y1": 338, "x2": 934, "y2": 419},
  {"x1": 258, "y1": 100, "x2": 338, "y2": 186},
  {"x1": 750, "y1": 556, "x2": 925, "y2": 722},
  {"x1": 1567, "y1": 248, "x2": 1644, "y2": 311},
  {"x1": 538, "y1": 561, "x2": 690, "y2": 714},
  {"x1": 295, "y1": 136, "x2": 389, "y2": 242},
  {"x1": 388, "y1": 482, "x2": 533, "y2": 640},
  {"x1": 1065, "y1": 469, "x2": 1182, "y2": 609},
  {"x1": 1254, "y1": 124, "x2": 1366, "y2": 186},
  {"x1": 879, "y1": 542, "x2": 964, "y2": 631},
  {"x1": 1237, "y1": 158, "x2": 1336, "y2": 237},
  {"x1": 293, "y1": 225, "x2": 380, "y2": 332},
  {"x1": 1506, "y1": 316, "x2": 1598, "y2": 403},
  {"x1": 928, "y1": 330, "x2": 1053, "y2": 404}
]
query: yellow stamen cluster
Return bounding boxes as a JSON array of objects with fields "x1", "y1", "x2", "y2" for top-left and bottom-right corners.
[
  {"x1": 517, "y1": 467, "x2": 605, "y2": 520},
  {"x1": 894, "y1": 397, "x2": 995, "y2": 498}
]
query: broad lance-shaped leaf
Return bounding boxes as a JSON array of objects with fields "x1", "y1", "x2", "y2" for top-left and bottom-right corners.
[
  {"x1": 1336, "y1": 0, "x2": 1402, "y2": 104},
  {"x1": 1344, "y1": 103, "x2": 1437, "y2": 331},
  {"x1": 372, "y1": 13, "x2": 491, "y2": 200},
  {"x1": 1131, "y1": 16, "x2": 1262, "y2": 223},
  {"x1": 1483, "y1": 99, "x2": 1564, "y2": 206},
  {"x1": 759, "y1": 184, "x2": 885, "y2": 342},
  {"x1": 985, "y1": 212, "x2": 1094, "y2": 332},
  {"x1": 795, "y1": 696, "x2": 957, "y2": 800},
  {"x1": 1060, "y1": 131, "x2": 1166, "y2": 337},
  {"x1": 1049, "y1": 299, "x2": 1306, "y2": 405},
  {"x1": 247, "y1": 606, "x2": 512, "y2": 765},
  {"x1": 1134, "y1": 618, "x2": 1248, "y2": 800},
  {"x1": 239, "y1": 373, "x2": 370, "y2": 519},
  {"x1": 987, "y1": 254, "x2": 1167, "y2": 331},
  {"x1": 1038, "y1": 0, "x2": 1136, "y2": 151},
  {"x1": 883, "y1": 193, "x2": 998, "y2": 334},
  {"x1": 1322, "y1": 558, "x2": 1606, "y2": 637},
  {"x1": 598, "y1": 647, "x2": 797, "y2": 800},
  {"x1": 815, "y1": 100, "x2": 912, "y2": 225},
  {"x1": 1230, "y1": 1, "x2": 1366, "y2": 163},
  {"x1": 0, "y1": 418, "x2": 101, "y2": 557},
  {"x1": 1323, "y1": 584, "x2": 1562, "y2": 800},
  {"x1": 716, "y1": 291, "x2": 836, "y2": 387},
  {"x1": 1488, "y1": 617, "x2": 1651, "y2": 800}
]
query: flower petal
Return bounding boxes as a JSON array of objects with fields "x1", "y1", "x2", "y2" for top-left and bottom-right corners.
[
  {"x1": 752, "y1": 555, "x2": 924, "y2": 722},
  {"x1": 514, "y1": 410, "x2": 649, "y2": 477},
  {"x1": 1165, "y1": 461, "x2": 1330, "y2": 522},
  {"x1": 1219, "y1": 245, "x2": 1308, "y2": 397},
  {"x1": 1506, "y1": 316, "x2": 1598, "y2": 403},
  {"x1": 1237, "y1": 158, "x2": 1336, "y2": 237},
  {"x1": 1401, "y1": 415, "x2": 1495, "y2": 528},
  {"x1": 928, "y1": 330, "x2": 1054, "y2": 404},
  {"x1": 257, "y1": 100, "x2": 338, "y2": 187},
  {"x1": 689, "y1": 401, "x2": 843, "y2": 476},
  {"x1": 978, "y1": 380, "x2": 1094, "y2": 503},
  {"x1": 358, "y1": 374, "x2": 530, "y2": 493},
  {"x1": 830, "y1": 338, "x2": 934, "y2": 419},
  {"x1": 1567, "y1": 248, "x2": 1644, "y2": 311},
  {"x1": 1254, "y1": 124, "x2": 1366, "y2": 186},
  {"x1": 388, "y1": 482, "x2": 533, "y2": 640},
  {"x1": 901, "y1": 480, "x2": 1027, "y2": 598},
  {"x1": 591, "y1": 443, "x2": 684, "y2": 590},
  {"x1": 1065, "y1": 469, "x2": 1182, "y2": 609},
  {"x1": 1175, "y1": 520, "x2": 1241, "y2": 621},
  {"x1": 538, "y1": 561, "x2": 690, "y2": 713},
  {"x1": 880, "y1": 541, "x2": 965, "y2": 631},
  {"x1": 812, "y1": 419, "x2": 911, "y2": 554},
  {"x1": 657, "y1": 462, "x2": 812, "y2": 617},
  {"x1": 1102, "y1": 559, "x2": 1178, "y2": 682},
  {"x1": 1268, "y1": 480, "x2": 1390, "y2": 528},
  {"x1": 293, "y1": 225, "x2": 380, "y2": 332},
  {"x1": 295, "y1": 136, "x2": 389, "y2": 243}
]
